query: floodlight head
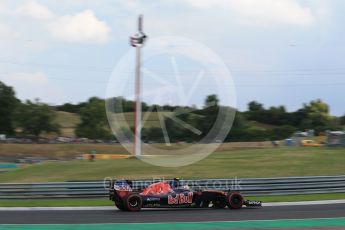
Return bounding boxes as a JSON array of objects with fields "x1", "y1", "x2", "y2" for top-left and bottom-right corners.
[
  {"x1": 130, "y1": 32, "x2": 147, "y2": 47},
  {"x1": 130, "y1": 15, "x2": 147, "y2": 47}
]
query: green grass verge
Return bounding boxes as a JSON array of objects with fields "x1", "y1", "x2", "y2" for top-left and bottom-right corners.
[
  {"x1": 0, "y1": 193, "x2": 344, "y2": 207},
  {"x1": 0, "y1": 147, "x2": 344, "y2": 182},
  {"x1": 0, "y1": 199, "x2": 110, "y2": 207},
  {"x1": 249, "y1": 192, "x2": 345, "y2": 202}
]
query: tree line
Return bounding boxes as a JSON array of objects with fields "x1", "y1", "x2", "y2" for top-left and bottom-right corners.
[
  {"x1": 0, "y1": 81, "x2": 59, "y2": 138},
  {"x1": 0, "y1": 80, "x2": 344, "y2": 142}
]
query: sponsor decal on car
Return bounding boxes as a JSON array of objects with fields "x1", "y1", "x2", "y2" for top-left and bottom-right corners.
[
  {"x1": 114, "y1": 185, "x2": 132, "y2": 191},
  {"x1": 145, "y1": 203, "x2": 161, "y2": 207},
  {"x1": 245, "y1": 200, "x2": 262, "y2": 206},
  {"x1": 146, "y1": 197, "x2": 161, "y2": 202},
  {"x1": 168, "y1": 192, "x2": 193, "y2": 205}
]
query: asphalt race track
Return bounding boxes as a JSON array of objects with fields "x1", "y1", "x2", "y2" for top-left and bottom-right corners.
[{"x1": 0, "y1": 204, "x2": 344, "y2": 224}]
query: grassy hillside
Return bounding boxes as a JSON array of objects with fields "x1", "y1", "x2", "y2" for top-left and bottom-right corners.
[
  {"x1": 247, "y1": 121, "x2": 277, "y2": 130},
  {"x1": 1, "y1": 147, "x2": 344, "y2": 182},
  {"x1": 55, "y1": 111, "x2": 80, "y2": 128},
  {"x1": 53, "y1": 111, "x2": 317, "y2": 138},
  {"x1": 54, "y1": 111, "x2": 80, "y2": 137},
  {"x1": 110, "y1": 111, "x2": 173, "y2": 128},
  {"x1": 53, "y1": 111, "x2": 173, "y2": 137}
]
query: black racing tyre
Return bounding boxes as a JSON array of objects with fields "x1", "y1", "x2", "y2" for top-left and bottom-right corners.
[
  {"x1": 124, "y1": 194, "x2": 143, "y2": 212},
  {"x1": 115, "y1": 199, "x2": 126, "y2": 211},
  {"x1": 213, "y1": 200, "x2": 227, "y2": 209},
  {"x1": 227, "y1": 192, "x2": 244, "y2": 209}
]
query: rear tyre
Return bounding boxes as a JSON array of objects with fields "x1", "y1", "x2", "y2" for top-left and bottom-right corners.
[
  {"x1": 227, "y1": 192, "x2": 243, "y2": 209},
  {"x1": 124, "y1": 194, "x2": 143, "y2": 212},
  {"x1": 115, "y1": 199, "x2": 126, "y2": 211}
]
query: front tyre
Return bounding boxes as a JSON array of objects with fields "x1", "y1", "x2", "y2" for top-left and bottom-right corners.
[
  {"x1": 124, "y1": 194, "x2": 143, "y2": 212},
  {"x1": 227, "y1": 192, "x2": 243, "y2": 209}
]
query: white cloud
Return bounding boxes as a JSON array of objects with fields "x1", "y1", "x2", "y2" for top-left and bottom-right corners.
[
  {"x1": 0, "y1": 23, "x2": 19, "y2": 38},
  {"x1": 5, "y1": 72, "x2": 47, "y2": 82},
  {"x1": 185, "y1": 0, "x2": 314, "y2": 26},
  {"x1": 16, "y1": 1, "x2": 55, "y2": 20},
  {"x1": 0, "y1": 2, "x2": 11, "y2": 14},
  {"x1": 0, "y1": 72, "x2": 64, "y2": 103},
  {"x1": 0, "y1": 3, "x2": 4, "y2": 13},
  {"x1": 121, "y1": 0, "x2": 140, "y2": 9},
  {"x1": 50, "y1": 10, "x2": 111, "y2": 43},
  {"x1": 13, "y1": 2, "x2": 111, "y2": 43}
]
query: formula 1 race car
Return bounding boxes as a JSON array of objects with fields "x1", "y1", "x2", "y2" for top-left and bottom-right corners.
[{"x1": 108, "y1": 179, "x2": 262, "y2": 211}]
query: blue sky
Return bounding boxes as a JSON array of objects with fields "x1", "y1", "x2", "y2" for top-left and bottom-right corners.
[{"x1": 0, "y1": 0, "x2": 344, "y2": 115}]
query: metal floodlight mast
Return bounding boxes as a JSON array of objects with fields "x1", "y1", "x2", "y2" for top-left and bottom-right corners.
[{"x1": 130, "y1": 15, "x2": 147, "y2": 157}]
